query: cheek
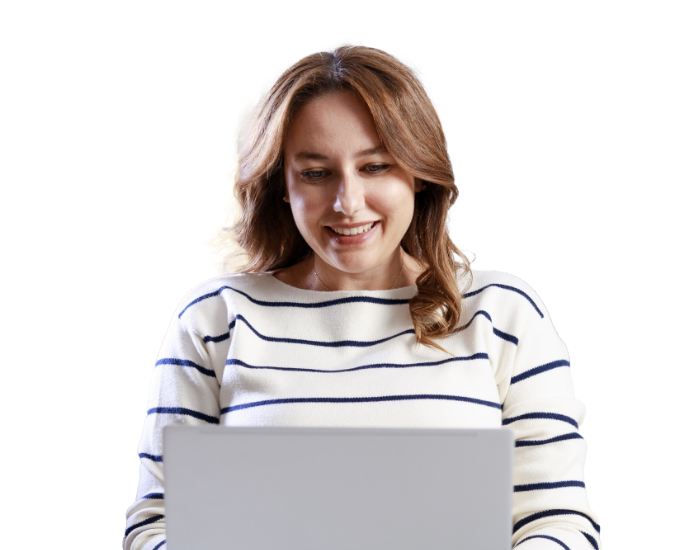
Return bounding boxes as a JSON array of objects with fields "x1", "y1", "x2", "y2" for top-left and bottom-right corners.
[
  {"x1": 378, "y1": 197, "x2": 402, "y2": 218},
  {"x1": 381, "y1": 201, "x2": 415, "y2": 238},
  {"x1": 293, "y1": 205, "x2": 318, "y2": 235}
]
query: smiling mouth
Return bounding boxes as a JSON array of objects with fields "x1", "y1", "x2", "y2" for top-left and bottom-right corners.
[{"x1": 326, "y1": 220, "x2": 379, "y2": 237}]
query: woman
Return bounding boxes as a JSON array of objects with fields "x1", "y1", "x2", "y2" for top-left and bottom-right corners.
[{"x1": 125, "y1": 46, "x2": 600, "y2": 550}]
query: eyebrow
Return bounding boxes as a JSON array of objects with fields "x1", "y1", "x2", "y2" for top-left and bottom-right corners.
[{"x1": 293, "y1": 145, "x2": 388, "y2": 161}]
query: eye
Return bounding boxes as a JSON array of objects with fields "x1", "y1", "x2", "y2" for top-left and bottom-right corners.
[
  {"x1": 300, "y1": 169, "x2": 328, "y2": 181},
  {"x1": 363, "y1": 164, "x2": 390, "y2": 174},
  {"x1": 300, "y1": 164, "x2": 391, "y2": 181}
]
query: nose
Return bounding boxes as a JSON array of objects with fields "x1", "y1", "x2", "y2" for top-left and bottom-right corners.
[{"x1": 333, "y1": 172, "x2": 365, "y2": 216}]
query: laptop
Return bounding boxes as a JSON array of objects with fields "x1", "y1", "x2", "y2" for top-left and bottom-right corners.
[{"x1": 164, "y1": 426, "x2": 514, "y2": 550}]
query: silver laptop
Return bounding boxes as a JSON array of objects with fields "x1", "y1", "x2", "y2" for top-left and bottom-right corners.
[{"x1": 164, "y1": 426, "x2": 514, "y2": 550}]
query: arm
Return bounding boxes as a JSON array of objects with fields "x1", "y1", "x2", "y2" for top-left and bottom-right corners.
[
  {"x1": 502, "y1": 287, "x2": 601, "y2": 550},
  {"x1": 123, "y1": 298, "x2": 226, "y2": 550}
]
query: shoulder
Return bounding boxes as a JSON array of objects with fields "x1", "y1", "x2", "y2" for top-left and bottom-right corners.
[
  {"x1": 465, "y1": 269, "x2": 535, "y2": 291},
  {"x1": 172, "y1": 272, "x2": 277, "y2": 324},
  {"x1": 462, "y1": 270, "x2": 550, "y2": 323}
]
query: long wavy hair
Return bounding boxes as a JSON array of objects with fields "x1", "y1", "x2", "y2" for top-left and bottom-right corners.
[{"x1": 226, "y1": 45, "x2": 471, "y2": 351}]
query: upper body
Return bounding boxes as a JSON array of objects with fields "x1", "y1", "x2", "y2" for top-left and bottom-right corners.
[
  {"x1": 125, "y1": 269, "x2": 600, "y2": 550},
  {"x1": 125, "y1": 45, "x2": 600, "y2": 549}
]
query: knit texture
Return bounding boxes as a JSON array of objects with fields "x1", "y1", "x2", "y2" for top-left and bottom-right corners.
[{"x1": 124, "y1": 270, "x2": 600, "y2": 550}]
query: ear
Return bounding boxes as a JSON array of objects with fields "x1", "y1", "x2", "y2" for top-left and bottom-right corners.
[{"x1": 414, "y1": 178, "x2": 424, "y2": 192}]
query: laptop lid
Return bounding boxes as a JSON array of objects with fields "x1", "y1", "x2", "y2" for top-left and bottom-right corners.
[{"x1": 164, "y1": 426, "x2": 514, "y2": 550}]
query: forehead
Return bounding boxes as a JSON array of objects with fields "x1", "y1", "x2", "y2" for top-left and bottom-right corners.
[{"x1": 285, "y1": 91, "x2": 382, "y2": 158}]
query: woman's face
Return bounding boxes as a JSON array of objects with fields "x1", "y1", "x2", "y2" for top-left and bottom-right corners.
[{"x1": 284, "y1": 91, "x2": 421, "y2": 282}]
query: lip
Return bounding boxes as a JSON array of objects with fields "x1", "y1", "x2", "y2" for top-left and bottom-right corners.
[
  {"x1": 324, "y1": 220, "x2": 379, "y2": 245},
  {"x1": 325, "y1": 220, "x2": 378, "y2": 230}
]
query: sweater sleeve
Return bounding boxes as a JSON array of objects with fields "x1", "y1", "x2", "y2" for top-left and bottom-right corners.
[
  {"x1": 502, "y1": 290, "x2": 601, "y2": 550},
  {"x1": 123, "y1": 301, "x2": 225, "y2": 550}
]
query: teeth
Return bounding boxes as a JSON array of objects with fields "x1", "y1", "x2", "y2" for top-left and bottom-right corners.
[{"x1": 329, "y1": 222, "x2": 375, "y2": 236}]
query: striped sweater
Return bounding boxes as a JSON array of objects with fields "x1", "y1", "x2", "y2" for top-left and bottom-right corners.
[{"x1": 124, "y1": 269, "x2": 600, "y2": 550}]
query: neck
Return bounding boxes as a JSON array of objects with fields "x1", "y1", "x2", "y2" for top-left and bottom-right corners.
[{"x1": 310, "y1": 248, "x2": 404, "y2": 292}]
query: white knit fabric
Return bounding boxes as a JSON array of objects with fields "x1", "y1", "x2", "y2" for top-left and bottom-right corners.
[{"x1": 124, "y1": 270, "x2": 601, "y2": 550}]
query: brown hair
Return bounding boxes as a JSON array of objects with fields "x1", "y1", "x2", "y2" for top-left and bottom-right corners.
[{"x1": 229, "y1": 45, "x2": 471, "y2": 351}]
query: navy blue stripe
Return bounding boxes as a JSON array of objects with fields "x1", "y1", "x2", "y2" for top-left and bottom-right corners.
[
  {"x1": 147, "y1": 407, "x2": 220, "y2": 424},
  {"x1": 514, "y1": 480, "x2": 585, "y2": 492},
  {"x1": 152, "y1": 540, "x2": 166, "y2": 550},
  {"x1": 458, "y1": 310, "x2": 519, "y2": 345},
  {"x1": 202, "y1": 330, "x2": 235, "y2": 344},
  {"x1": 515, "y1": 534, "x2": 570, "y2": 550},
  {"x1": 214, "y1": 313, "x2": 415, "y2": 348},
  {"x1": 502, "y1": 412, "x2": 579, "y2": 429},
  {"x1": 515, "y1": 432, "x2": 583, "y2": 447},
  {"x1": 493, "y1": 326, "x2": 519, "y2": 345},
  {"x1": 139, "y1": 452, "x2": 162, "y2": 463},
  {"x1": 142, "y1": 492, "x2": 164, "y2": 499},
  {"x1": 124, "y1": 515, "x2": 164, "y2": 537},
  {"x1": 178, "y1": 285, "x2": 410, "y2": 318},
  {"x1": 206, "y1": 311, "x2": 514, "y2": 347},
  {"x1": 463, "y1": 283, "x2": 544, "y2": 318},
  {"x1": 155, "y1": 352, "x2": 500, "y2": 378},
  {"x1": 511, "y1": 359, "x2": 570, "y2": 384},
  {"x1": 178, "y1": 289, "x2": 222, "y2": 317},
  {"x1": 155, "y1": 358, "x2": 216, "y2": 378},
  {"x1": 179, "y1": 282, "x2": 543, "y2": 319},
  {"x1": 581, "y1": 531, "x2": 599, "y2": 550},
  {"x1": 222, "y1": 393, "x2": 502, "y2": 414},
  {"x1": 513, "y1": 509, "x2": 600, "y2": 535},
  {"x1": 226, "y1": 352, "x2": 490, "y2": 374}
]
